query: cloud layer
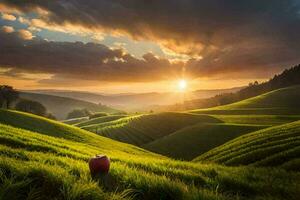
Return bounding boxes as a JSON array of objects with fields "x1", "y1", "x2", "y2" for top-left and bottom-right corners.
[
  {"x1": 0, "y1": 30, "x2": 183, "y2": 82},
  {"x1": 1, "y1": 0, "x2": 300, "y2": 84}
]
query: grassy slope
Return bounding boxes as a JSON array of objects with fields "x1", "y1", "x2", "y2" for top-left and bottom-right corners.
[
  {"x1": 194, "y1": 120, "x2": 300, "y2": 171},
  {"x1": 0, "y1": 109, "x2": 159, "y2": 158},
  {"x1": 82, "y1": 112, "x2": 222, "y2": 146},
  {"x1": 20, "y1": 92, "x2": 120, "y2": 119},
  {"x1": 0, "y1": 111, "x2": 299, "y2": 200},
  {"x1": 190, "y1": 85, "x2": 300, "y2": 115},
  {"x1": 144, "y1": 123, "x2": 268, "y2": 160}
]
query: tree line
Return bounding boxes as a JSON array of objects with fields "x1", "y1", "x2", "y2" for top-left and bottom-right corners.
[
  {"x1": 0, "y1": 85, "x2": 56, "y2": 119},
  {"x1": 0, "y1": 85, "x2": 117, "y2": 120}
]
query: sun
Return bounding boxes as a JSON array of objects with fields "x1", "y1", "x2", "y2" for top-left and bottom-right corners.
[{"x1": 178, "y1": 79, "x2": 187, "y2": 91}]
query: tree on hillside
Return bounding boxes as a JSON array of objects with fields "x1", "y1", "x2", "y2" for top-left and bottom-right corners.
[
  {"x1": 0, "y1": 85, "x2": 19, "y2": 109},
  {"x1": 0, "y1": 93, "x2": 4, "y2": 108},
  {"x1": 67, "y1": 108, "x2": 91, "y2": 119},
  {"x1": 15, "y1": 99, "x2": 47, "y2": 116},
  {"x1": 46, "y1": 113, "x2": 57, "y2": 120}
]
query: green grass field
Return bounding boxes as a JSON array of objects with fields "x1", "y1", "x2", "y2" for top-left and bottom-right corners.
[
  {"x1": 1, "y1": 86, "x2": 300, "y2": 199},
  {"x1": 0, "y1": 109, "x2": 162, "y2": 159},
  {"x1": 194, "y1": 120, "x2": 300, "y2": 171},
  {"x1": 0, "y1": 110, "x2": 300, "y2": 200}
]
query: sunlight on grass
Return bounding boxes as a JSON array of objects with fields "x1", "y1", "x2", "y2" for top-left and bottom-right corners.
[{"x1": 0, "y1": 109, "x2": 299, "y2": 199}]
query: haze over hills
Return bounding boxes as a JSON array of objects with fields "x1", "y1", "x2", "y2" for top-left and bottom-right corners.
[
  {"x1": 19, "y1": 92, "x2": 120, "y2": 120},
  {"x1": 24, "y1": 87, "x2": 243, "y2": 111}
]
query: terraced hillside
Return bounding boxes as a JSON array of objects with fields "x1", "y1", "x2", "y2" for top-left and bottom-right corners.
[
  {"x1": 190, "y1": 85, "x2": 300, "y2": 115},
  {"x1": 0, "y1": 110, "x2": 299, "y2": 200},
  {"x1": 20, "y1": 92, "x2": 120, "y2": 119},
  {"x1": 194, "y1": 120, "x2": 300, "y2": 171},
  {"x1": 82, "y1": 112, "x2": 221, "y2": 146}
]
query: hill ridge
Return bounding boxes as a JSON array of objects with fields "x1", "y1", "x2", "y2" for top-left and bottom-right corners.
[
  {"x1": 189, "y1": 85, "x2": 300, "y2": 115},
  {"x1": 194, "y1": 120, "x2": 300, "y2": 171}
]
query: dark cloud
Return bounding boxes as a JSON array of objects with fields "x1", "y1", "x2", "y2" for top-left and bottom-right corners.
[
  {"x1": 0, "y1": 30, "x2": 182, "y2": 82},
  {"x1": 1, "y1": 0, "x2": 300, "y2": 81}
]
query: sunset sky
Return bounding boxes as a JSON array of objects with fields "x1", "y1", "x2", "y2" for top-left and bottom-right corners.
[{"x1": 0, "y1": 0, "x2": 300, "y2": 93}]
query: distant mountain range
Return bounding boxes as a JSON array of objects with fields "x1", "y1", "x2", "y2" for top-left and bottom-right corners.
[{"x1": 23, "y1": 87, "x2": 244, "y2": 111}]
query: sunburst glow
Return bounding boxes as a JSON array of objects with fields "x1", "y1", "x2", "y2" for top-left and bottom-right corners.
[{"x1": 178, "y1": 79, "x2": 187, "y2": 91}]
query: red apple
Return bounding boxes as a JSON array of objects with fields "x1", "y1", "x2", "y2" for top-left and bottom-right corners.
[{"x1": 89, "y1": 155, "x2": 110, "y2": 177}]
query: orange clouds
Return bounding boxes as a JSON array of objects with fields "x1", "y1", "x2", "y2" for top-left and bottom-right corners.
[
  {"x1": 1, "y1": 12, "x2": 16, "y2": 21},
  {"x1": 2, "y1": 25, "x2": 14, "y2": 33},
  {"x1": 2, "y1": 25, "x2": 34, "y2": 40},
  {"x1": 18, "y1": 29, "x2": 33, "y2": 40}
]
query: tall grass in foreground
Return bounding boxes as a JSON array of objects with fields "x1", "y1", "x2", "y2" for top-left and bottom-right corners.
[{"x1": 0, "y1": 122, "x2": 300, "y2": 200}]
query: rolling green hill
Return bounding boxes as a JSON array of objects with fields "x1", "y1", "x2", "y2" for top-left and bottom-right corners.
[
  {"x1": 194, "y1": 120, "x2": 300, "y2": 171},
  {"x1": 20, "y1": 92, "x2": 120, "y2": 119},
  {"x1": 144, "y1": 123, "x2": 268, "y2": 160},
  {"x1": 0, "y1": 109, "x2": 97, "y2": 142},
  {"x1": 0, "y1": 109, "x2": 160, "y2": 157},
  {"x1": 0, "y1": 110, "x2": 299, "y2": 200},
  {"x1": 82, "y1": 112, "x2": 222, "y2": 146},
  {"x1": 190, "y1": 85, "x2": 300, "y2": 115}
]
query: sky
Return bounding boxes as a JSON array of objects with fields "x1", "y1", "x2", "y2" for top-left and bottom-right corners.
[{"x1": 0, "y1": 0, "x2": 300, "y2": 93}]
